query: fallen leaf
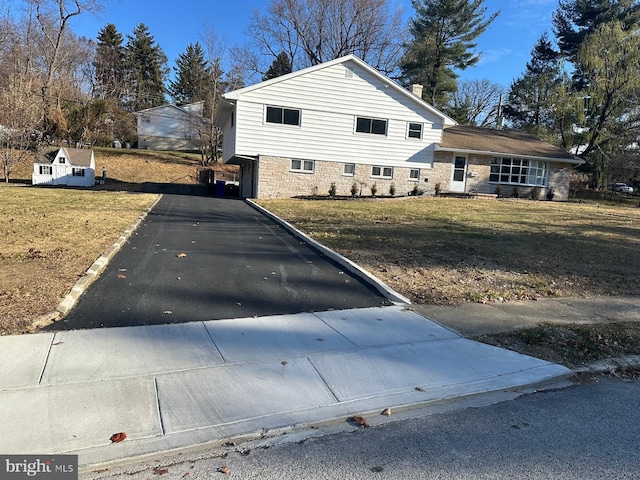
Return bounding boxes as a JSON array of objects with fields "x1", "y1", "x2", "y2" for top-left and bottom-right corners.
[
  {"x1": 110, "y1": 432, "x2": 126, "y2": 443},
  {"x1": 382, "y1": 408, "x2": 391, "y2": 417},
  {"x1": 153, "y1": 467, "x2": 169, "y2": 475},
  {"x1": 281, "y1": 361, "x2": 288, "y2": 366},
  {"x1": 222, "y1": 441, "x2": 236, "y2": 447},
  {"x1": 350, "y1": 415, "x2": 369, "y2": 428},
  {"x1": 163, "y1": 311, "x2": 172, "y2": 315},
  {"x1": 118, "y1": 268, "x2": 127, "y2": 272},
  {"x1": 52, "y1": 342, "x2": 64, "y2": 346},
  {"x1": 176, "y1": 277, "x2": 181, "y2": 280},
  {"x1": 217, "y1": 466, "x2": 230, "y2": 475},
  {"x1": 236, "y1": 302, "x2": 242, "y2": 306},
  {"x1": 182, "y1": 473, "x2": 190, "y2": 478},
  {"x1": 117, "y1": 274, "x2": 126, "y2": 279},
  {"x1": 177, "y1": 253, "x2": 187, "y2": 258},
  {"x1": 414, "y1": 387, "x2": 426, "y2": 392},
  {"x1": 93, "y1": 469, "x2": 108, "y2": 473}
]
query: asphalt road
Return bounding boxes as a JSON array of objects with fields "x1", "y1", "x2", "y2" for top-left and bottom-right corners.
[
  {"x1": 86, "y1": 377, "x2": 640, "y2": 479},
  {"x1": 47, "y1": 195, "x2": 389, "y2": 330}
]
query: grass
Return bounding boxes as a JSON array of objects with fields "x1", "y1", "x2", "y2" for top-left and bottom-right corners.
[{"x1": 259, "y1": 197, "x2": 640, "y2": 306}]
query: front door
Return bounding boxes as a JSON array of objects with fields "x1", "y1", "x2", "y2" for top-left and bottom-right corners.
[{"x1": 450, "y1": 155, "x2": 467, "y2": 193}]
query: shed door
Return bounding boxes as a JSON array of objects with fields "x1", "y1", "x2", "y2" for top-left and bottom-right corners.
[{"x1": 450, "y1": 156, "x2": 467, "y2": 193}]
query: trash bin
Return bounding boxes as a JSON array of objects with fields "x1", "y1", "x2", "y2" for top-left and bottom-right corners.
[{"x1": 215, "y1": 180, "x2": 226, "y2": 197}]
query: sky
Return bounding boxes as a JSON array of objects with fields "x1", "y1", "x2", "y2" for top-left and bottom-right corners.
[{"x1": 18, "y1": 0, "x2": 560, "y2": 88}]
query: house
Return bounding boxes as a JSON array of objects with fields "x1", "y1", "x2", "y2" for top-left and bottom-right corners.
[
  {"x1": 32, "y1": 147, "x2": 95, "y2": 187},
  {"x1": 214, "y1": 55, "x2": 580, "y2": 200},
  {"x1": 134, "y1": 101, "x2": 203, "y2": 151}
]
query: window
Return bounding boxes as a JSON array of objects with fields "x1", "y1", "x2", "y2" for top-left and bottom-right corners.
[
  {"x1": 409, "y1": 168, "x2": 420, "y2": 181},
  {"x1": 39, "y1": 165, "x2": 52, "y2": 175},
  {"x1": 490, "y1": 157, "x2": 548, "y2": 186},
  {"x1": 231, "y1": 112, "x2": 234, "y2": 127},
  {"x1": 72, "y1": 168, "x2": 85, "y2": 177},
  {"x1": 408, "y1": 122, "x2": 423, "y2": 139},
  {"x1": 291, "y1": 159, "x2": 314, "y2": 173},
  {"x1": 343, "y1": 163, "x2": 355, "y2": 176},
  {"x1": 371, "y1": 166, "x2": 393, "y2": 179},
  {"x1": 266, "y1": 106, "x2": 300, "y2": 126},
  {"x1": 58, "y1": 157, "x2": 66, "y2": 164},
  {"x1": 356, "y1": 117, "x2": 387, "y2": 135}
]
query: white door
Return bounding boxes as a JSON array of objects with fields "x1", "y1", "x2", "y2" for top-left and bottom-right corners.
[{"x1": 450, "y1": 155, "x2": 467, "y2": 193}]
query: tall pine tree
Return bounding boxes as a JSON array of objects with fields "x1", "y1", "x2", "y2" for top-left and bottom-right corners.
[
  {"x1": 400, "y1": 0, "x2": 498, "y2": 108},
  {"x1": 262, "y1": 51, "x2": 292, "y2": 80},
  {"x1": 168, "y1": 42, "x2": 211, "y2": 105},
  {"x1": 93, "y1": 24, "x2": 126, "y2": 103},
  {"x1": 125, "y1": 23, "x2": 168, "y2": 111}
]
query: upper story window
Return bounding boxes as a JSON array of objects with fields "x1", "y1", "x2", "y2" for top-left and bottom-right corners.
[
  {"x1": 58, "y1": 157, "x2": 66, "y2": 164},
  {"x1": 266, "y1": 106, "x2": 301, "y2": 126},
  {"x1": 408, "y1": 122, "x2": 423, "y2": 139},
  {"x1": 356, "y1": 117, "x2": 387, "y2": 135}
]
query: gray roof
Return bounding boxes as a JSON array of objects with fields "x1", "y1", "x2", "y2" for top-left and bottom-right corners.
[
  {"x1": 39, "y1": 147, "x2": 94, "y2": 166},
  {"x1": 439, "y1": 126, "x2": 580, "y2": 163}
]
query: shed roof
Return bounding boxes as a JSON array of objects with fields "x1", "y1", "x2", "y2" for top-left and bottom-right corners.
[
  {"x1": 438, "y1": 126, "x2": 581, "y2": 164},
  {"x1": 39, "y1": 147, "x2": 94, "y2": 166}
]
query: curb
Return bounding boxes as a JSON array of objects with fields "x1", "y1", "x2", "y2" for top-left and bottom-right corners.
[
  {"x1": 575, "y1": 355, "x2": 640, "y2": 375},
  {"x1": 34, "y1": 194, "x2": 163, "y2": 330},
  {"x1": 246, "y1": 199, "x2": 411, "y2": 305}
]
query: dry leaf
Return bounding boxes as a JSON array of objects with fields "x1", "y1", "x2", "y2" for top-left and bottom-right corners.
[
  {"x1": 177, "y1": 253, "x2": 187, "y2": 258},
  {"x1": 117, "y1": 274, "x2": 126, "y2": 279},
  {"x1": 182, "y1": 473, "x2": 190, "y2": 478},
  {"x1": 350, "y1": 415, "x2": 369, "y2": 428},
  {"x1": 153, "y1": 467, "x2": 169, "y2": 475},
  {"x1": 281, "y1": 361, "x2": 288, "y2": 366},
  {"x1": 93, "y1": 469, "x2": 108, "y2": 473},
  {"x1": 382, "y1": 408, "x2": 391, "y2": 417},
  {"x1": 110, "y1": 432, "x2": 127, "y2": 443},
  {"x1": 414, "y1": 387, "x2": 426, "y2": 392},
  {"x1": 163, "y1": 310, "x2": 172, "y2": 315},
  {"x1": 52, "y1": 342, "x2": 64, "y2": 346},
  {"x1": 217, "y1": 466, "x2": 230, "y2": 475},
  {"x1": 118, "y1": 268, "x2": 127, "y2": 272}
]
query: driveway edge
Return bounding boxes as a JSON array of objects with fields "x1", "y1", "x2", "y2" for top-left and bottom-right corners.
[
  {"x1": 246, "y1": 199, "x2": 411, "y2": 305},
  {"x1": 33, "y1": 194, "x2": 163, "y2": 330}
]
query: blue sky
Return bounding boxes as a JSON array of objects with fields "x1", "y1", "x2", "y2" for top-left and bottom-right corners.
[{"x1": 66, "y1": 0, "x2": 558, "y2": 88}]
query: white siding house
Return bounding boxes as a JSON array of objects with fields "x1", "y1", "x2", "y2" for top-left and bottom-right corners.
[
  {"x1": 32, "y1": 147, "x2": 95, "y2": 187},
  {"x1": 134, "y1": 102, "x2": 203, "y2": 151},
  {"x1": 215, "y1": 55, "x2": 579, "y2": 200}
]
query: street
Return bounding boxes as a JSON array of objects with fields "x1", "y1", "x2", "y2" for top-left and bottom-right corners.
[{"x1": 84, "y1": 376, "x2": 640, "y2": 479}]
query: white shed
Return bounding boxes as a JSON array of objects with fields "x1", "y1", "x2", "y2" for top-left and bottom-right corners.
[{"x1": 32, "y1": 147, "x2": 95, "y2": 187}]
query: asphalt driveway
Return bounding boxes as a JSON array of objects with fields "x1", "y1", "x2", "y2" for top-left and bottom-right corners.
[{"x1": 47, "y1": 195, "x2": 389, "y2": 330}]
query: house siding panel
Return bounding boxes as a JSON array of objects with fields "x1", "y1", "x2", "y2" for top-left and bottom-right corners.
[{"x1": 233, "y1": 61, "x2": 442, "y2": 168}]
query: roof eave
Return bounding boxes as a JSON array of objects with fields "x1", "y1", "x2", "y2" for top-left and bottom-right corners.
[{"x1": 435, "y1": 145, "x2": 583, "y2": 165}]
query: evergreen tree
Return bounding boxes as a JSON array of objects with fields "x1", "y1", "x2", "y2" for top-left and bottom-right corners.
[
  {"x1": 400, "y1": 0, "x2": 498, "y2": 108},
  {"x1": 124, "y1": 23, "x2": 168, "y2": 111},
  {"x1": 262, "y1": 51, "x2": 292, "y2": 80},
  {"x1": 93, "y1": 24, "x2": 126, "y2": 103},
  {"x1": 504, "y1": 34, "x2": 563, "y2": 135},
  {"x1": 168, "y1": 42, "x2": 211, "y2": 105}
]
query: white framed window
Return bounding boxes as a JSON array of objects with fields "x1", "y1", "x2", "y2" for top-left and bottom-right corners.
[
  {"x1": 490, "y1": 157, "x2": 548, "y2": 186},
  {"x1": 407, "y1": 122, "x2": 423, "y2": 139},
  {"x1": 266, "y1": 106, "x2": 301, "y2": 126},
  {"x1": 343, "y1": 163, "x2": 355, "y2": 176},
  {"x1": 291, "y1": 159, "x2": 314, "y2": 173},
  {"x1": 72, "y1": 168, "x2": 85, "y2": 177},
  {"x1": 58, "y1": 157, "x2": 66, "y2": 164},
  {"x1": 371, "y1": 165, "x2": 393, "y2": 179},
  {"x1": 409, "y1": 168, "x2": 420, "y2": 181},
  {"x1": 39, "y1": 165, "x2": 52, "y2": 175},
  {"x1": 356, "y1": 117, "x2": 387, "y2": 135}
]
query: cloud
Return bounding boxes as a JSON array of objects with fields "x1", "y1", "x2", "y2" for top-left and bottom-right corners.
[{"x1": 477, "y1": 48, "x2": 514, "y2": 66}]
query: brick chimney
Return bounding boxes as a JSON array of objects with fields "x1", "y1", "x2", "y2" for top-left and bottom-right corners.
[{"x1": 410, "y1": 84, "x2": 424, "y2": 98}]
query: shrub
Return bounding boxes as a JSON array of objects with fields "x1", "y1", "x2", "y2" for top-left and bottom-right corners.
[
  {"x1": 434, "y1": 183, "x2": 441, "y2": 196},
  {"x1": 546, "y1": 188, "x2": 555, "y2": 201},
  {"x1": 389, "y1": 183, "x2": 396, "y2": 196},
  {"x1": 329, "y1": 182, "x2": 337, "y2": 197},
  {"x1": 495, "y1": 185, "x2": 502, "y2": 197},
  {"x1": 531, "y1": 187, "x2": 542, "y2": 200},
  {"x1": 512, "y1": 186, "x2": 520, "y2": 198},
  {"x1": 351, "y1": 182, "x2": 359, "y2": 197},
  {"x1": 370, "y1": 183, "x2": 378, "y2": 196}
]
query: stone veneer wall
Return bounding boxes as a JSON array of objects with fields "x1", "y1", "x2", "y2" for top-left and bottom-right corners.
[
  {"x1": 433, "y1": 151, "x2": 571, "y2": 200},
  {"x1": 256, "y1": 155, "x2": 437, "y2": 199}
]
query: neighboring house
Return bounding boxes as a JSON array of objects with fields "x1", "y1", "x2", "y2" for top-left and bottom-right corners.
[
  {"x1": 32, "y1": 147, "x2": 95, "y2": 187},
  {"x1": 134, "y1": 101, "x2": 203, "y2": 151},
  {"x1": 214, "y1": 55, "x2": 580, "y2": 200}
]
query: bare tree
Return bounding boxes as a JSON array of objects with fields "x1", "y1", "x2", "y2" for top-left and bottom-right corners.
[
  {"x1": 449, "y1": 79, "x2": 505, "y2": 127},
  {"x1": 246, "y1": 0, "x2": 406, "y2": 75}
]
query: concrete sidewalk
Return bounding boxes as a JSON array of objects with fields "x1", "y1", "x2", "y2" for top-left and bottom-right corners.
[{"x1": 0, "y1": 305, "x2": 571, "y2": 468}]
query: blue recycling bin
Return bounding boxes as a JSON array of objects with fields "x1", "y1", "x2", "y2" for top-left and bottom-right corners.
[{"x1": 215, "y1": 180, "x2": 226, "y2": 197}]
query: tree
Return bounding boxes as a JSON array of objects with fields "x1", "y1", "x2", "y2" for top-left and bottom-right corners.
[
  {"x1": 93, "y1": 23, "x2": 126, "y2": 102},
  {"x1": 447, "y1": 79, "x2": 504, "y2": 127},
  {"x1": 504, "y1": 34, "x2": 564, "y2": 135},
  {"x1": 400, "y1": 0, "x2": 498, "y2": 108},
  {"x1": 124, "y1": 23, "x2": 168, "y2": 111},
  {"x1": 246, "y1": 0, "x2": 405, "y2": 74},
  {"x1": 169, "y1": 42, "x2": 211, "y2": 105},
  {"x1": 262, "y1": 51, "x2": 292, "y2": 80}
]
